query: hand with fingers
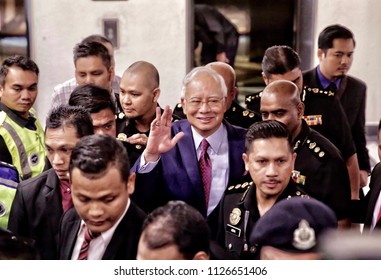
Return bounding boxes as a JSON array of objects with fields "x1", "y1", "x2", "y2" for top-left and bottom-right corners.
[{"x1": 143, "y1": 106, "x2": 185, "y2": 162}]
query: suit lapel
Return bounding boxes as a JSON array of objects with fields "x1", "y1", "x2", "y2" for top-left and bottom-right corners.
[{"x1": 176, "y1": 121, "x2": 204, "y2": 196}]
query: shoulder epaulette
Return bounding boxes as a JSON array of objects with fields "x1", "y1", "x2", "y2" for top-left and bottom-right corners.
[
  {"x1": 245, "y1": 92, "x2": 261, "y2": 104},
  {"x1": 306, "y1": 139, "x2": 326, "y2": 158},
  {"x1": 0, "y1": 111, "x2": 6, "y2": 126},
  {"x1": 227, "y1": 181, "x2": 252, "y2": 192},
  {"x1": 242, "y1": 110, "x2": 257, "y2": 119},
  {"x1": 302, "y1": 86, "x2": 335, "y2": 101}
]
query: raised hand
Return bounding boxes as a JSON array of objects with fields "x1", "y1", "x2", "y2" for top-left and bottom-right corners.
[{"x1": 143, "y1": 106, "x2": 184, "y2": 162}]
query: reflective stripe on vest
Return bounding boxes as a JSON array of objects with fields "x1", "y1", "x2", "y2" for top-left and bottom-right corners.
[
  {"x1": 0, "y1": 111, "x2": 46, "y2": 180},
  {"x1": 2, "y1": 122, "x2": 32, "y2": 179}
]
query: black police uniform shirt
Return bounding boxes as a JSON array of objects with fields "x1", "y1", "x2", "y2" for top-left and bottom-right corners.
[
  {"x1": 245, "y1": 87, "x2": 356, "y2": 162},
  {"x1": 303, "y1": 68, "x2": 370, "y2": 173},
  {"x1": 117, "y1": 106, "x2": 181, "y2": 167},
  {"x1": 173, "y1": 100, "x2": 260, "y2": 129},
  {"x1": 293, "y1": 120, "x2": 351, "y2": 221},
  {"x1": 217, "y1": 176, "x2": 308, "y2": 260},
  {"x1": 245, "y1": 91, "x2": 261, "y2": 115}
]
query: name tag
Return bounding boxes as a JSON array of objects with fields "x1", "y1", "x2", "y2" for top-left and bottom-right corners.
[{"x1": 226, "y1": 224, "x2": 241, "y2": 237}]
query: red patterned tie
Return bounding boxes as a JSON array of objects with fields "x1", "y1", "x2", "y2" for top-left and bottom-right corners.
[
  {"x1": 77, "y1": 227, "x2": 100, "y2": 260},
  {"x1": 199, "y1": 139, "x2": 212, "y2": 208}
]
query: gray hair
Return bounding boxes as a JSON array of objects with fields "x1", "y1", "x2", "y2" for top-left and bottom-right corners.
[{"x1": 180, "y1": 66, "x2": 227, "y2": 99}]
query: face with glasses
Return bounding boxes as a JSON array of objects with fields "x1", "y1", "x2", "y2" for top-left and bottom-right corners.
[
  {"x1": 181, "y1": 71, "x2": 226, "y2": 138},
  {"x1": 119, "y1": 70, "x2": 160, "y2": 121}
]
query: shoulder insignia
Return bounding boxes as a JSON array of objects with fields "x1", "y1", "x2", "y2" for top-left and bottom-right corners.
[
  {"x1": 291, "y1": 170, "x2": 306, "y2": 185},
  {"x1": 117, "y1": 133, "x2": 128, "y2": 142},
  {"x1": 226, "y1": 181, "x2": 252, "y2": 193},
  {"x1": 304, "y1": 86, "x2": 335, "y2": 97},
  {"x1": 303, "y1": 115, "x2": 322, "y2": 126},
  {"x1": 176, "y1": 103, "x2": 182, "y2": 108},
  {"x1": 306, "y1": 139, "x2": 325, "y2": 158},
  {"x1": 242, "y1": 110, "x2": 249, "y2": 116},
  {"x1": 245, "y1": 92, "x2": 262, "y2": 104},
  {"x1": 0, "y1": 111, "x2": 6, "y2": 125},
  {"x1": 231, "y1": 106, "x2": 236, "y2": 112},
  {"x1": 118, "y1": 112, "x2": 125, "y2": 119}
]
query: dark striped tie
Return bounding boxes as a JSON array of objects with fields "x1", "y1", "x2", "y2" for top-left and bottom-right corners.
[{"x1": 77, "y1": 227, "x2": 100, "y2": 260}]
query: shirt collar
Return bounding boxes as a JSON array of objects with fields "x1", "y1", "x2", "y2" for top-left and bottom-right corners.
[
  {"x1": 0, "y1": 102, "x2": 36, "y2": 128},
  {"x1": 316, "y1": 66, "x2": 341, "y2": 89},
  {"x1": 192, "y1": 123, "x2": 226, "y2": 154}
]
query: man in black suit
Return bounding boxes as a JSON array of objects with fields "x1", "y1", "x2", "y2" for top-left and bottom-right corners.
[
  {"x1": 8, "y1": 105, "x2": 94, "y2": 259},
  {"x1": 303, "y1": 24, "x2": 370, "y2": 192},
  {"x1": 58, "y1": 134, "x2": 146, "y2": 260}
]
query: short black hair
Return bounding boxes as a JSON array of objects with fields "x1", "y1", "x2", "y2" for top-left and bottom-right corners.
[
  {"x1": 81, "y1": 34, "x2": 113, "y2": 46},
  {"x1": 141, "y1": 200, "x2": 210, "y2": 259},
  {"x1": 73, "y1": 41, "x2": 111, "y2": 69},
  {"x1": 69, "y1": 84, "x2": 115, "y2": 114},
  {"x1": 0, "y1": 55, "x2": 39, "y2": 85},
  {"x1": 245, "y1": 120, "x2": 293, "y2": 153},
  {"x1": 262, "y1": 45, "x2": 301, "y2": 78},
  {"x1": 69, "y1": 134, "x2": 130, "y2": 182},
  {"x1": 45, "y1": 104, "x2": 94, "y2": 138},
  {"x1": 318, "y1": 24, "x2": 356, "y2": 51}
]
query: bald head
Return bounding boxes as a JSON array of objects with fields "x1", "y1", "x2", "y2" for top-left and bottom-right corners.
[
  {"x1": 205, "y1": 62, "x2": 237, "y2": 109},
  {"x1": 260, "y1": 80, "x2": 304, "y2": 139},
  {"x1": 123, "y1": 60, "x2": 159, "y2": 89},
  {"x1": 263, "y1": 80, "x2": 301, "y2": 104}
]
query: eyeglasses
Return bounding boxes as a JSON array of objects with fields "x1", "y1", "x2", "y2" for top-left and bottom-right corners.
[{"x1": 185, "y1": 97, "x2": 225, "y2": 109}]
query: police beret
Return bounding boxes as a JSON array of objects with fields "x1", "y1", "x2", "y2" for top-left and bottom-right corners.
[{"x1": 250, "y1": 197, "x2": 337, "y2": 253}]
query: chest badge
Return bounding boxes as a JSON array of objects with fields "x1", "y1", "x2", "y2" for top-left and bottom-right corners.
[{"x1": 229, "y1": 208, "x2": 241, "y2": 225}]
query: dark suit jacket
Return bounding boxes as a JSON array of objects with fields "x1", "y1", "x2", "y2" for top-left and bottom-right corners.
[
  {"x1": 8, "y1": 168, "x2": 63, "y2": 260},
  {"x1": 303, "y1": 67, "x2": 370, "y2": 172},
  {"x1": 362, "y1": 163, "x2": 381, "y2": 230},
  {"x1": 131, "y1": 119, "x2": 246, "y2": 237},
  {"x1": 58, "y1": 201, "x2": 146, "y2": 260}
]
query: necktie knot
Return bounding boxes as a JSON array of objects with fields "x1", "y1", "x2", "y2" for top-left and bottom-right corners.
[
  {"x1": 77, "y1": 226, "x2": 100, "y2": 260},
  {"x1": 327, "y1": 82, "x2": 337, "y2": 93},
  {"x1": 84, "y1": 228, "x2": 100, "y2": 242},
  {"x1": 201, "y1": 138, "x2": 209, "y2": 153}
]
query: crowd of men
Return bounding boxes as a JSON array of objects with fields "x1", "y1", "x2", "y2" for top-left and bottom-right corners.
[{"x1": 0, "y1": 24, "x2": 380, "y2": 260}]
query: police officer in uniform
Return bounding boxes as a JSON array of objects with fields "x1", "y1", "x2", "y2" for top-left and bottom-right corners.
[
  {"x1": 245, "y1": 45, "x2": 360, "y2": 202},
  {"x1": 260, "y1": 80, "x2": 351, "y2": 228},
  {"x1": 174, "y1": 62, "x2": 260, "y2": 129},
  {"x1": 217, "y1": 120, "x2": 308, "y2": 259}
]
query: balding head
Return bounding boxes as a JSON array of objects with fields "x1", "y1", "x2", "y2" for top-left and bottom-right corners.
[
  {"x1": 262, "y1": 80, "x2": 301, "y2": 104},
  {"x1": 260, "y1": 80, "x2": 304, "y2": 139},
  {"x1": 206, "y1": 62, "x2": 237, "y2": 109}
]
